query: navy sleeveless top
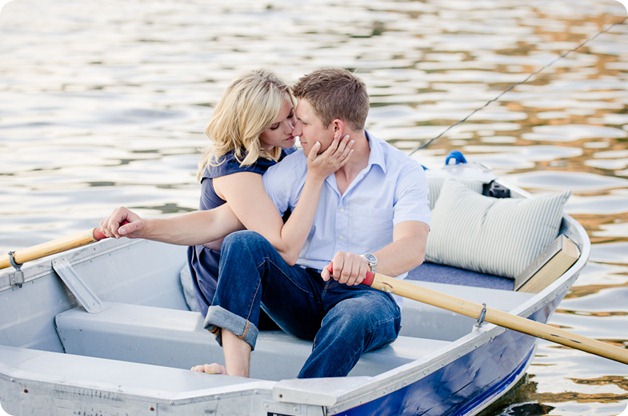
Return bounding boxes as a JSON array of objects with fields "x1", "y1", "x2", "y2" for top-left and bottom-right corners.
[{"x1": 187, "y1": 148, "x2": 294, "y2": 316}]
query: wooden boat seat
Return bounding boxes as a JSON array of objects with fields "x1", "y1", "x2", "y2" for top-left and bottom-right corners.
[{"x1": 55, "y1": 302, "x2": 451, "y2": 380}]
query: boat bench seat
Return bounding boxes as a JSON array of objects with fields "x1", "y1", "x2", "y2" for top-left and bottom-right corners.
[
  {"x1": 0, "y1": 344, "x2": 258, "y2": 412},
  {"x1": 55, "y1": 302, "x2": 450, "y2": 380}
]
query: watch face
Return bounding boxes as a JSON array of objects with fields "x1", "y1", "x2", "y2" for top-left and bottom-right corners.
[{"x1": 363, "y1": 253, "x2": 377, "y2": 265}]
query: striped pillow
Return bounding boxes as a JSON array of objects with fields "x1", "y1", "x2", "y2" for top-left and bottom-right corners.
[
  {"x1": 426, "y1": 179, "x2": 570, "y2": 279},
  {"x1": 427, "y1": 176, "x2": 484, "y2": 210}
]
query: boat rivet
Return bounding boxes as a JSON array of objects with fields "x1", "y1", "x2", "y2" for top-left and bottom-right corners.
[
  {"x1": 170, "y1": 401, "x2": 174, "y2": 405},
  {"x1": 149, "y1": 406, "x2": 155, "y2": 411},
  {"x1": 23, "y1": 388, "x2": 28, "y2": 394}
]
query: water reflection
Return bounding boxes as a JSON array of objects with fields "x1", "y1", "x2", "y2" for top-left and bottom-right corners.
[
  {"x1": 507, "y1": 171, "x2": 628, "y2": 192},
  {"x1": 0, "y1": 0, "x2": 627, "y2": 415}
]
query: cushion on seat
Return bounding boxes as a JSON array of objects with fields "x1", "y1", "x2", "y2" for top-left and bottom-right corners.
[
  {"x1": 426, "y1": 179, "x2": 570, "y2": 279},
  {"x1": 427, "y1": 176, "x2": 484, "y2": 210}
]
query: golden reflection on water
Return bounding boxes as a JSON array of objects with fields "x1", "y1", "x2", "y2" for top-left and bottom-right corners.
[
  {"x1": 564, "y1": 283, "x2": 628, "y2": 300},
  {"x1": 485, "y1": 373, "x2": 628, "y2": 414},
  {"x1": 574, "y1": 214, "x2": 628, "y2": 244}
]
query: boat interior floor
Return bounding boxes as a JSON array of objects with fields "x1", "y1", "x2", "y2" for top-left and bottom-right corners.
[{"x1": 55, "y1": 280, "x2": 533, "y2": 380}]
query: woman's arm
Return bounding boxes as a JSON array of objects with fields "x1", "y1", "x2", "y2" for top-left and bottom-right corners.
[
  {"x1": 100, "y1": 135, "x2": 351, "y2": 258},
  {"x1": 214, "y1": 135, "x2": 353, "y2": 265},
  {"x1": 99, "y1": 204, "x2": 244, "y2": 245}
]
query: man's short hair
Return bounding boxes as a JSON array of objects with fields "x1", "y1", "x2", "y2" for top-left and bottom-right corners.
[{"x1": 292, "y1": 68, "x2": 369, "y2": 131}]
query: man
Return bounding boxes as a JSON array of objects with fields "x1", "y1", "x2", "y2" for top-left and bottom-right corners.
[{"x1": 197, "y1": 68, "x2": 431, "y2": 378}]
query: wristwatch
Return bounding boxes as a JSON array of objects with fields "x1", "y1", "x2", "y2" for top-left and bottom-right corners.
[{"x1": 361, "y1": 253, "x2": 377, "y2": 273}]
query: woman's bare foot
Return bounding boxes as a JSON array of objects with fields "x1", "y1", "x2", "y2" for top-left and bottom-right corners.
[{"x1": 191, "y1": 363, "x2": 227, "y2": 374}]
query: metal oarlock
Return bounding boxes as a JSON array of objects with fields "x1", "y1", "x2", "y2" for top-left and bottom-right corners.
[
  {"x1": 8, "y1": 251, "x2": 24, "y2": 288},
  {"x1": 475, "y1": 303, "x2": 487, "y2": 328}
]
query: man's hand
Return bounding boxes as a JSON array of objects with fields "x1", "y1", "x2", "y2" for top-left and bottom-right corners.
[{"x1": 321, "y1": 251, "x2": 371, "y2": 286}]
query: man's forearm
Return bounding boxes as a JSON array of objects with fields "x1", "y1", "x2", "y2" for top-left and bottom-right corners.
[{"x1": 374, "y1": 222, "x2": 429, "y2": 277}]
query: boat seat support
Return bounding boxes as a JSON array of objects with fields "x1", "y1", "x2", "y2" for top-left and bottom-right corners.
[{"x1": 52, "y1": 258, "x2": 106, "y2": 314}]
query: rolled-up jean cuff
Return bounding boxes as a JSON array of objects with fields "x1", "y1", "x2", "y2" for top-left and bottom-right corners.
[{"x1": 204, "y1": 305, "x2": 259, "y2": 351}]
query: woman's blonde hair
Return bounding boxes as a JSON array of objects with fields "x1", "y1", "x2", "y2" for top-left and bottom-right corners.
[{"x1": 196, "y1": 69, "x2": 293, "y2": 181}]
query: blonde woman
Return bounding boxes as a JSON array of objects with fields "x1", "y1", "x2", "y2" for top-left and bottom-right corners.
[{"x1": 100, "y1": 69, "x2": 353, "y2": 318}]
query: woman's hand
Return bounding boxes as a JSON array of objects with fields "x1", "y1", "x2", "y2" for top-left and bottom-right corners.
[
  {"x1": 306, "y1": 133, "x2": 354, "y2": 181},
  {"x1": 99, "y1": 207, "x2": 144, "y2": 239}
]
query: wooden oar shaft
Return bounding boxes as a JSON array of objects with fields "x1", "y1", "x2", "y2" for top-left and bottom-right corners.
[
  {"x1": 0, "y1": 228, "x2": 107, "y2": 270},
  {"x1": 367, "y1": 272, "x2": 628, "y2": 365}
]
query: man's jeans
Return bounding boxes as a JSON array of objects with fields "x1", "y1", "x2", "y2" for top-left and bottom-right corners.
[{"x1": 204, "y1": 230, "x2": 401, "y2": 378}]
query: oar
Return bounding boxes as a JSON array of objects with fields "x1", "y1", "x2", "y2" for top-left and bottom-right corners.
[
  {"x1": 359, "y1": 270, "x2": 628, "y2": 365},
  {"x1": 0, "y1": 228, "x2": 108, "y2": 270}
]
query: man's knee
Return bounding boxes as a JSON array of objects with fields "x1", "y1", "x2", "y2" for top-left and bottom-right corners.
[
  {"x1": 222, "y1": 230, "x2": 264, "y2": 247},
  {"x1": 222, "y1": 230, "x2": 275, "y2": 254},
  {"x1": 221, "y1": 231, "x2": 277, "y2": 265},
  {"x1": 328, "y1": 293, "x2": 400, "y2": 333}
]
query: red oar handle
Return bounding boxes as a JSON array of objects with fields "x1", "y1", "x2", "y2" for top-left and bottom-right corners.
[
  {"x1": 93, "y1": 219, "x2": 130, "y2": 241},
  {"x1": 326, "y1": 263, "x2": 375, "y2": 286},
  {"x1": 92, "y1": 227, "x2": 108, "y2": 241}
]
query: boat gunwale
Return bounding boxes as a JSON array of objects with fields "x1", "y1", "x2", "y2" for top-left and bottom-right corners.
[
  {"x1": 0, "y1": 344, "x2": 278, "y2": 404},
  {"x1": 0, "y1": 238, "x2": 142, "y2": 294}
]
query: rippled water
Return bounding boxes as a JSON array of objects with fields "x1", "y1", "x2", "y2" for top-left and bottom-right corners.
[{"x1": 1, "y1": 1, "x2": 626, "y2": 415}]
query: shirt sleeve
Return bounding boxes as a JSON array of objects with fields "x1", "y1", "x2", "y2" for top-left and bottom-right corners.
[
  {"x1": 262, "y1": 151, "x2": 306, "y2": 215},
  {"x1": 393, "y1": 160, "x2": 431, "y2": 226}
]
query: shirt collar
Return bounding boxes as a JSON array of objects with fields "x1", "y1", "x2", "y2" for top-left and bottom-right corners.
[{"x1": 365, "y1": 130, "x2": 387, "y2": 174}]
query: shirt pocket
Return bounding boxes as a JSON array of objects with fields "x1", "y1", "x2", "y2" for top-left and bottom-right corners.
[{"x1": 348, "y1": 207, "x2": 394, "y2": 252}]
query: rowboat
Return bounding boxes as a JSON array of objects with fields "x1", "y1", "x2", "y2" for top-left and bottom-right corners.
[{"x1": 0, "y1": 156, "x2": 595, "y2": 416}]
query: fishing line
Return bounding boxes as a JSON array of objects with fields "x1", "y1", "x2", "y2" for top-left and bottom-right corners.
[{"x1": 408, "y1": 16, "x2": 627, "y2": 156}]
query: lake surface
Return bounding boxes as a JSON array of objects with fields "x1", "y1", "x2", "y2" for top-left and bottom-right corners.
[{"x1": 0, "y1": 0, "x2": 626, "y2": 415}]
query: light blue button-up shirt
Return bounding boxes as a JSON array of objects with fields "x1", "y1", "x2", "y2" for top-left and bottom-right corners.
[{"x1": 263, "y1": 132, "x2": 431, "y2": 277}]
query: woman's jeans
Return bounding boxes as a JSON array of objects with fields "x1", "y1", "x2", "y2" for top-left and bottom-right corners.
[{"x1": 204, "y1": 231, "x2": 401, "y2": 378}]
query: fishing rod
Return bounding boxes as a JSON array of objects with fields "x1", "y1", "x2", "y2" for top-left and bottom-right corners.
[{"x1": 409, "y1": 16, "x2": 627, "y2": 155}]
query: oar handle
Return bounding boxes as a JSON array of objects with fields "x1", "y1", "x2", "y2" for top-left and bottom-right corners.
[
  {"x1": 363, "y1": 271, "x2": 376, "y2": 286},
  {"x1": 365, "y1": 271, "x2": 628, "y2": 365},
  {"x1": 327, "y1": 264, "x2": 627, "y2": 365},
  {"x1": 0, "y1": 227, "x2": 109, "y2": 270}
]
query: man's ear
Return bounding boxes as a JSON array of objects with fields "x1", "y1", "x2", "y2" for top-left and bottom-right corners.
[{"x1": 332, "y1": 119, "x2": 345, "y2": 136}]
